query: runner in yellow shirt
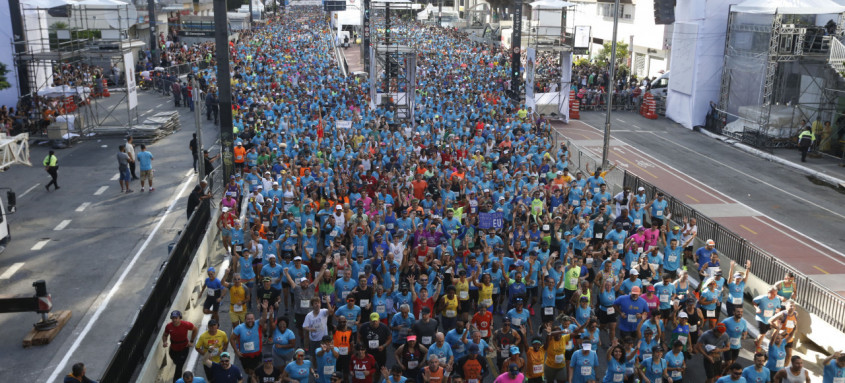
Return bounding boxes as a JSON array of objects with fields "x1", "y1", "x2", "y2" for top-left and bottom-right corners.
[
  {"x1": 525, "y1": 338, "x2": 546, "y2": 382},
  {"x1": 223, "y1": 275, "x2": 250, "y2": 328},
  {"x1": 196, "y1": 319, "x2": 229, "y2": 367}
]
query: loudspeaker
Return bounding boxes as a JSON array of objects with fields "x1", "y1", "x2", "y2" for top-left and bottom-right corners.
[{"x1": 654, "y1": 0, "x2": 675, "y2": 25}]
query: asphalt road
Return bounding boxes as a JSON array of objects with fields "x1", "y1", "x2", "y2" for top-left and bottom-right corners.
[{"x1": 0, "y1": 88, "x2": 221, "y2": 381}]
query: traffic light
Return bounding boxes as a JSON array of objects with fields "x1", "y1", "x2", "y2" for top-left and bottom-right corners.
[{"x1": 654, "y1": 0, "x2": 675, "y2": 25}]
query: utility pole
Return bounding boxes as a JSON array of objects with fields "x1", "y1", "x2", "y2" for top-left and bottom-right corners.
[
  {"x1": 148, "y1": 0, "x2": 158, "y2": 66},
  {"x1": 438, "y1": 0, "x2": 442, "y2": 26},
  {"x1": 194, "y1": 87, "x2": 205, "y2": 180},
  {"x1": 249, "y1": 0, "x2": 254, "y2": 25},
  {"x1": 509, "y1": 0, "x2": 522, "y2": 100},
  {"x1": 214, "y1": 0, "x2": 235, "y2": 181},
  {"x1": 601, "y1": 0, "x2": 620, "y2": 169}
]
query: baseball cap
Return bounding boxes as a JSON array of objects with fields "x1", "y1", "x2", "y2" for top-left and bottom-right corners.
[
  {"x1": 294, "y1": 256, "x2": 302, "y2": 261},
  {"x1": 716, "y1": 323, "x2": 727, "y2": 333},
  {"x1": 509, "y1": 363, "x2": 520, "y2": 374},
  {"x1": 706, "y1": 239, "x2": 715, "y2": 246},
  {"x1": 268, "y1": 254, "x2": 277, "y2": 259},
  {"x1": 678, "y1": 311, "x2": 689, "y2": 319},
  {"x1": 509, "y1": 346, "x2": 520, "y2": 355},
  {"x1": 220, "y1": 352, "x2": 231, "y2": 359},
  {"x1": 208, "y1": 267, "x2": 216, "y2": 273},
  {"x1": 468, "y1": 344, "x2": 479, "y2": 354},
  {"x1": 407, "y1": 335, "x2": 417, "y2": 342},
  {"x1": 170, "y1": 310, "x2": 181, "y2": 318},
  {"x1": 637, "y1": 187, "x2": 645, "y2": 191},
  {"x1": 208, "y1": 319, "x2": 219, "y2": 326},
  {"x1": 646, "y1": 285, "x2": 655, "y2": 292},
  {"x1": 631, "y1": 286, "x2": 642, "y2": 294},
  {"x1": 733, "y1": 272, "x2": 743, "y2": 278},
  {"x1": 673, "y1": 225, "x2": 681, "y2": 230},
  {"x1": 370, "y1": 312, "x2": 380, "y2": 321},
  {"x1": 263, "y1": 355, "x2": 273, "y2": 362},
  {"x1": 630, "y1": 268, "x2": 640, "y2": 276},
  {"x1": 299, "y1": 277, "x2": 309, "y2": 283}
]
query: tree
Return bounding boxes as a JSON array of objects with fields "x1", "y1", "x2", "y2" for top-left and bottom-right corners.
[
  {"x1": 0, "y1": 62, "x2": 10, "y2": 90},
  {"x1": 596, "y1": 40, "x2": 629, "y2": 69}
]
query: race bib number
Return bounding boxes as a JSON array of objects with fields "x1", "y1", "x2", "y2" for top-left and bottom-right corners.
[
  {"x1": 606, "y1": 307, "x2": 615, "y2": 314},
  {"x1": 677, "y1": 336, "x2": 687, "y2": 345},
  {"x1": 207, "y1": 288, "x2": 216, "y2": 297},
  {"x1": 500, "y1": 349, "x2": 509, "y2": 358},
  {"x1": 732, "y1": 297, "x2": 742, "y2": 305},
  {"x1": 324, "y1": 366, "x2": 335, "y2": 375},
  {"x1": 593, "y1": 187, "x2": 600, "y2": 194},
  {"x1": 341, "y1": 291, "x2": 350, "y2": 299},
  {"x1": 763, "y1": 309, "x2": 774, "y2": 318},
  {"x1": 671, "y1": 370, "x2": 681, "y2": 378},
  {"x1": 387, "y1": 223, "x2": 394, "y2": 229},
  {"x1": 660, "y1": 295, "x2": 670, "y2": 303},
  {"x1": 627, "y1": 314, "x2": 638, "y2": 323},
  {"x1": 512, "y1": 318, "x2": 521, "y2": 326},
  {"x1": 786, "y1": 321, "x2": 795, "y2": 329},
  {"x1": 262, "y1": 221, "x2": 269, "y2": 227},
  {"x1": 634, "y1": 219, "x2": 641, "y2": 225},
  {"x1": 643, "y1": 353, "x2": 652, "y2": 361},
  {"x1": 360, "y1": 299, "x2": 370, "y2": 307},
  {"x1": 545, "y1": 307, "x2": 554, "y2": 315},
  {"x1": 555, "y1": 354, "x2": 565, "y2": 364},
  {"x1": 668, "y1": 255, "x2": 677, "y2": 263},
  {"x1": 580, "y1": 366, "x2": 592, "y2": 376},
  {"x1": 533, "y1": 365, "x2": 543, "y2": 374},
  {"x1": 656, "y1": 211, "x2": 663, "y2": 217},
  {"x1": 616, "y1": 244, "x2": 623, "y2": 250},
  {"x1": 481, "y1": 329, "x2": 489, "y2": 337},
  {"x1": 689, "y1": 325, "x2": 698, "y2": 332},
  {"x1": 459, "y1": 291, "x2": 469, "y2": 300},
  {"x1": 492, "y1": 286, "x2": 500, "y2": 294},
  {"x1": 368, "y1": 340, "x2": 379, "y2": 349},
  {"x1": 300, "y1": 300, "x2": 310, "y2": 308},
  {"x1": 355, "y1": 371, "x2": 365, "y2": 379},
  {"x1": 422, "y1": 336, "x2": 432, "y2": 345},
  {"x1": 244, "y1": 341, "x2": 256, "y2": 352},
  {"x1": 377, "y1": 305, "x2": 386, "y2": 313},
  {"x1": 613, "y1": 373, "x2": 625, "y2": 382},
  {"x1": 776, "y1": 359, "x2": 784, "y2": 368},
  {"x1": 637, "y1": 247, "x2": 644, "y2": 254},
  {"x1": 730, "y1": 337, "x2": 741, "y2": 347},
  {"x1": 408, "y1": 361, "x2": 419, "y2": 369},
  {"x1": 482, "y1": 299, "x2": 493, "y2": 306},
  {"x1": 233, "y1": 304, "x2": 244, "y2": 312},
  {"x1": 235, "y1": 245, "x2": 243, "y2": 252},
  {"x1": 338, "y1": 347, "x2": 348, "y2": 355},
  {"x1": 596, "y1": 233, "x2": 603, "y2": 239},
  {"x1": 468, "y1": 380, "x2": 479, "y2": 383},
  {"x1": 446, "y1": 310, "x2": 457, "y2": 318},
  {"x1": 707, "y1": 310, "x2": 716, "y2": 318}
]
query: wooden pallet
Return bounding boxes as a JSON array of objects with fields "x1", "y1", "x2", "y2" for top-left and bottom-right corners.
[{"x1": 22, "y1": 310, "x2": 72, "y2": 348}]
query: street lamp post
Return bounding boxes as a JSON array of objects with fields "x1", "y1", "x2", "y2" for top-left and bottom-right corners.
[{"x1": 601, "y1": 0, "x2": 620, "y2": 169}]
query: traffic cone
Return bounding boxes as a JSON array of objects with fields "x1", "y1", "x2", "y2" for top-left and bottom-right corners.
[
  {"x1": 640, "y1": 93, "x2": 651, "y2": 116},
  {"x1": 102, "y1": 79, "x2": 110, "y2": 97},
  {"x1": 571, "y1": 99, "x2": 580, "y2": 120}
]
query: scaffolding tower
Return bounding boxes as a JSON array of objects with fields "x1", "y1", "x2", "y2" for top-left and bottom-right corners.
[
  {"x1": 14, "y1": 1, "x2": 141, "y2": 143},
  {"x1": 369, "y1": 0, "x2": 418, "y2": 122},
  {"x1": 717, "y1": 6, "x2": 845, "y2": 150}
]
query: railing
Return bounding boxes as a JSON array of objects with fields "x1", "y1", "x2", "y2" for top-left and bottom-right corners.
[
  {"x1": 623, "y1": 172, "x2": 845, "y2": 333},
  {"x1": 829, "y1": 38, "x2": 845, "y2": 75},
  {"x1": 99, "y1": 197, "x2": 212, "y2": 382},
  {"x1": 555, "y1": 133, "x2": 845, "y2": 332}
]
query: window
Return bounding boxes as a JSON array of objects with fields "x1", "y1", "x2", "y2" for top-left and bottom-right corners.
[{"x1": 597, "y1": 4, "x2": 633, "y2": 20}]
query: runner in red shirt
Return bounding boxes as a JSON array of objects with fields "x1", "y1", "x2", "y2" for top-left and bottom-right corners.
[
  {"x1": 350, "y1": 344, "x2": 377, "y2": 383},
  {"x1": 471, "y1": 304, "x2": 494, "y2": 340},
  {"x1": 162, "y1": 310, "x2": 198, "y2": 383}
]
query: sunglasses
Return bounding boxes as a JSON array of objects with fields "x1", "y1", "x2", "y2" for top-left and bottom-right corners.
[{"x1": 221, "y1": 359, "x2": 230, "y2": 363}]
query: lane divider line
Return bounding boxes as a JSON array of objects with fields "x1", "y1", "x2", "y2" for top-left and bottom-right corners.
[{"x1": 0, "y1": 262, "x2": 25, "y2": 279}]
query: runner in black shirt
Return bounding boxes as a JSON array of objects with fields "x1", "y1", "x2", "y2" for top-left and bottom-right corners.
[{"x1": 254, "y1": 356, "x2": 282, "y2": 383}]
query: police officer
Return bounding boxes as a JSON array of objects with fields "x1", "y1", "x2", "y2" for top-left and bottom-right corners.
[{"x1": 798, "y1": 126, "x2": 815, "y2": 162}]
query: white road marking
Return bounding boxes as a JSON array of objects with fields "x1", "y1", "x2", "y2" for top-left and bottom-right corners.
[
  {"x1": 111, "y1": 173, "x2": 120, "y2": 181},
  {"x1": 20, "y1": 183, "x2": 41, "y2": 198},
  {"x1": 76, "y1": 202, "x2": 91, "y2": 212},
  {"x1": 46, "y1": 173, "x2": 197, "y2": 383},
  {"x1": 31, "y1": 240, "x2": 49, "y2": 251},
  {"x1": 185, "y1": 258, "x2": 231, "y2": 372},
  {"x1": 101, "y1": 145, "x2": 108, "y2": 148},
  {"x1": 53, "y1": 220, "x2": 72, "y2": 231},
  {"x1": 0, "y1": 262, "x2": 25, "y2": 279},
  {"x1": 646, "y1": 131, "x2": 845, "y2": 222},
  {"x1": 186, "y1": 169, "x2": 195, "y2": 177},
  {"x1": 94, "y1": 186, "x2": 109, "y2": 195}
]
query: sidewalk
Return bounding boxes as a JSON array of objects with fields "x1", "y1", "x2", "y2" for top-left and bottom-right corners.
[{"x1": 699, "y1": 129, "x2": 845, "y2": 189}]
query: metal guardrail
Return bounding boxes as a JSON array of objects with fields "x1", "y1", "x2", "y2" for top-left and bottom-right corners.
[
  {"x1": 99, "y1": 198, "x2": 212, "y2": 382},
  {"x1": 623, "y1": 172, "x2": 845, "y2": 333},
  {"x1": 555, "y1": 133, "x2": 845, "y2": 332}
]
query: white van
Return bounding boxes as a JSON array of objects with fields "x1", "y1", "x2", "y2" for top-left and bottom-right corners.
[{"x1": 647, "y1": 71, "x2": 670, "y2": 98}]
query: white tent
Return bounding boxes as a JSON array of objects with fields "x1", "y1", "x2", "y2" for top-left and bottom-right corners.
[
  {"x1": 529, "y1": 0, "x2": 575, "y2": 9},
  {"x1": 731, "y1": 0, "x2": 845, "y2": 14}
]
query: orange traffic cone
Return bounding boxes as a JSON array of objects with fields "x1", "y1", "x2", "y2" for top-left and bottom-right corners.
[
  {"x1": 570, "y1": 99, "x2": 580, "y2": 120},
  {"x1": 644, "y1": 94, "x2": 658, "y2": 119},
  {"x1": 640, "y1": 93, "x2": 651, "y2": 116},
  {"x1": 102, "y1": 79, "x2": 110, "y2": 97}
]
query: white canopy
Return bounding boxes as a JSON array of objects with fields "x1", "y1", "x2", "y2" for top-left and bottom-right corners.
[
  {"x1": 529, "y1": 0, "x2": 575, "y2": 9},
  {"x1": 732, "y1": 0, "x2": 845, "y2": 14},
  {"x1": 37, "y1": 85, "x2": 91, "y2": 98}
]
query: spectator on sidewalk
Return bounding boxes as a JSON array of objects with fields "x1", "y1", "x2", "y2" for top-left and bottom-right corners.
[
  {"x1": 64, "y1": 362, "x2": 98, "y2": 383},
  {"x1": 136, "y1": 144, "x2": 154, "y2": 192},
  {"x1": 126, "y1": 136, "x2": 138, "y2": 180},
  {"x1": 116, "y1": 145, "x2": 133, "y2": 193}
]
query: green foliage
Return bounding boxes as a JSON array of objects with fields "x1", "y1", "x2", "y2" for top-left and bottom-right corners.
[
  {"x1": 0, "y1": 62, "x2": 10, "y2": 91},
  {"x1": 573, "y1": 57, "x2": 590, "y2": 67},
  {"x1": 596, "y1": 40, "x2": 629, "y2": 68}
]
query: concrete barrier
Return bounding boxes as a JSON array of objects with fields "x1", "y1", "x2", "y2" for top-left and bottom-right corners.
[{"x1": 136, "y1": 203, "x2": 227, "y2": 383}]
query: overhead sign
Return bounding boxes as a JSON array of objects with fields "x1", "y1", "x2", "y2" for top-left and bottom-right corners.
[
  {"x1": 124, "y1": 52, "x2": 138, "y2": 110},
  {"x1": 574, "y1": 26, "x2": 590, "y2": 48}
]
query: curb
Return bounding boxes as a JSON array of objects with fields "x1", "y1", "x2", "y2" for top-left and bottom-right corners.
[{"x1": 698, "y1": 129, "x2": 845, "y2": 189}]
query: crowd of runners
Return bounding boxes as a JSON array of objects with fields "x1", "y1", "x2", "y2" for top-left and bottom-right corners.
[{"x1": 155, "y1": 5, "x2": 845, "y2": 383}]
